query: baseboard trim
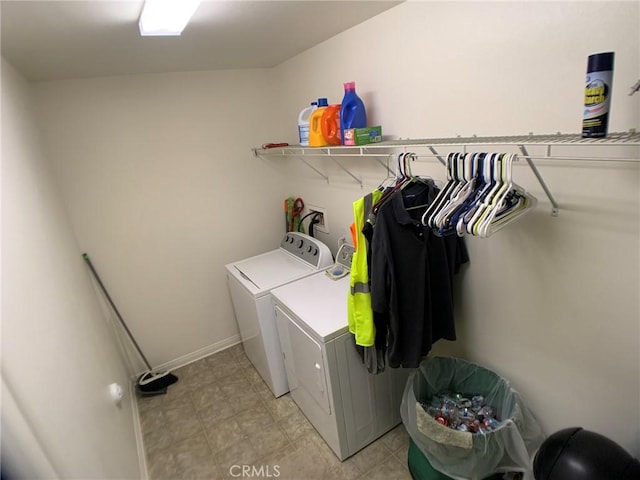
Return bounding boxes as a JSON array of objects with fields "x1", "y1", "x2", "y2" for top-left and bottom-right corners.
[
  {"x1": 145, "y1": 335, "x2": 242, "y2": 374},
  {"x1": 129, "y1": 380, "x2": 148, "y2": 480}
]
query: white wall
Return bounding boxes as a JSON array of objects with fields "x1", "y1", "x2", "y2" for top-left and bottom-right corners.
[
  {"x1": 34, "y1": 69, "x2": 288, "y2": 368},
  {"x1": 1, "y1": 59, "x2": 141, "y2": 479},
  {"x1": 25, "y1": 0, "x2": 639, "y2": 461},
  {"x1": 270, "y1": 0, "x2": 640, "y2": 456}
]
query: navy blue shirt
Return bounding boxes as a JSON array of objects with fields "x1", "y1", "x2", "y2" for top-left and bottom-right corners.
[{"x1": 370, "y1": 182, "x2": 469, "y2": 368}]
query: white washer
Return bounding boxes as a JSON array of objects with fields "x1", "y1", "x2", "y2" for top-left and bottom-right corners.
[
  {"x1": 271, "y1": 244, "x2": 411, "y2": 460},
  {"x1": 225, "y1": 232, "x2": 333, "y2": 397}
]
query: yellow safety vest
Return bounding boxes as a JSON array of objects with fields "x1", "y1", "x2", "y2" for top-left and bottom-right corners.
[{"x1": 347, "y1": 190, "x2": 383, "y2": 347}]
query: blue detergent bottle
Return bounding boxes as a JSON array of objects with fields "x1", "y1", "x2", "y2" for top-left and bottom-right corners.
[{"x1": 339, "y1": 81, "x2": 367, "y2": 145}]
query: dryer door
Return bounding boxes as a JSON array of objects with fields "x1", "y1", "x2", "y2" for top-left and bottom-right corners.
[{"x1": 274, "y1": 305, "x2": 330, "y2": 415}]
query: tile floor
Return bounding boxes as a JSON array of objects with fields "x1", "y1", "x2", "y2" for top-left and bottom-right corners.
[{"x1": 137, "y1": 343, "x2": 413, "y2": 480}]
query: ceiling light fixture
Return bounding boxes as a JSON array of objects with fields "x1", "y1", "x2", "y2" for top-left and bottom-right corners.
[{"x1": 138, "y1": 0, "x2": 201, "y2": 36}]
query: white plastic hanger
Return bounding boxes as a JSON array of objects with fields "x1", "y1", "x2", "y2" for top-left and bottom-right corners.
[
  {"x1": 477, "y1": 153, "x2": 537, "y2": 237},
  {"x1": 433, "y1": 152, "x2": 479, "y2": 233},
  {"x1": 466, "y1": 153, "x2": 505, "y2": 235},
  {"x1": 421, "y1": 152, "x2": 460, "y2": 228}
]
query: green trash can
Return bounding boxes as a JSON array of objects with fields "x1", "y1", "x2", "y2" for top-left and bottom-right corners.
[
  {"x1": 401, "y1": 356, "x2": 545, "y2": 480},
  {"x1": 408, "y1": 438, "x2": 502, "y2": 480}
]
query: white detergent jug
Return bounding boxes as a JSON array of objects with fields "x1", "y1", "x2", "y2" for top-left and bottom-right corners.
[{"x1": 298, "y1": 101, "x2": 317, "y2": 146}]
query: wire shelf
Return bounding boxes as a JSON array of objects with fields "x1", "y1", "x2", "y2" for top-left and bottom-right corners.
[
  {"x1": 254, "y1": 131, "x2": 640, "y2": 159},
  {"x1": 253, "y1": 130, "x2": 640, "y2": 216}
]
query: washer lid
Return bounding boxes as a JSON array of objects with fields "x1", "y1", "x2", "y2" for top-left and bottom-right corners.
[
  {"x1": 271, "y1": 272, "x2": 350, "y2": 342},
  {"x1": 231, "y1": 250, "x2": 316, "y2": 293}
]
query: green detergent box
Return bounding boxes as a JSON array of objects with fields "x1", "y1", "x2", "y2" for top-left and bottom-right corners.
[{"x1": 343, "y1": 126, "x2": 382, "y2": 146}]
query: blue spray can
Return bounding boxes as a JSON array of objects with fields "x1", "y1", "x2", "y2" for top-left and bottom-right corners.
[{"x1": 582, "y1": 52, "x2": 614, "y2": 138}]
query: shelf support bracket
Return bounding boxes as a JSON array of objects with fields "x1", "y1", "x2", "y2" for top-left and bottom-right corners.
[
  {"x1": 518, "y1": 145, "x2": 559, "y2": 216},
  {"x1": 373, "y1": 157, "x2": 394, "y2": 176},
  {"x1": 328, "y1": 155, "x2": 363, "y2": 188},
  {"x1": 300, "y1": 158, "x2": 330, "y2": 184},
  {"x1": 428, "y1": 146, "x2": 447, "y2": 166},
  {"x1": 256, "y1": 150, "x2": 330, "y2": 183}
]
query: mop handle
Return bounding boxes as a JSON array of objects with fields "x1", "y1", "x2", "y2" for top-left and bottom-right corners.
[{"x1": 82, "y1": 253, "x2": 153, "y2": 371}]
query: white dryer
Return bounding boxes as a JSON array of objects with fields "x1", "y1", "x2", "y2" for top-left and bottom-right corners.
[
  {"x1": 225, "y1": 232, "x2": 333, "y2": 397},
  {"x1": 271, "y1": 244, "x2": 411, "y2": 460}
]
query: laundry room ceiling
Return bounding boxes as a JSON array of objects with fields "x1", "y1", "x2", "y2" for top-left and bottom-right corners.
[{"x1": 1, "y1": 0, "x2": 403, "y2": 82}]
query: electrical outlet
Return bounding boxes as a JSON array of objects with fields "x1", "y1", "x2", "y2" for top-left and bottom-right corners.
[{"x1": 307, "y1": 205, "x2": 328, "y2": 234}]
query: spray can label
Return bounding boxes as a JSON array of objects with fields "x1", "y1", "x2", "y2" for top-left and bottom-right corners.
[{"x1": 582, "y1": 70, "x2": 612, "y2": 137}]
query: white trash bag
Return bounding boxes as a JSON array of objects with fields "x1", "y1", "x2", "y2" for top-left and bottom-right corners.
[{"x1": 401, "y1": 356, "x2": 545, "y2": 480}]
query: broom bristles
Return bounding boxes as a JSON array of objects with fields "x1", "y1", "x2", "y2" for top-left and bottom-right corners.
[{"x1": 137, "y1": 371, "x2": 178, "y2": 394}]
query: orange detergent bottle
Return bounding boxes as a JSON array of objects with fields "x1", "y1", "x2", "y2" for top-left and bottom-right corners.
[
  {"x1": 321, "y1": 104, "x2": 341, "y2": 146},
  {"x1": 308, "y1": 98, "x2": 329, "y2": 147}
]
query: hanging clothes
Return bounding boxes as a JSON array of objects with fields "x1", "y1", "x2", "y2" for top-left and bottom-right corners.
[
  {"x1": 348, "y1": 190, "x2": 381, "y2": 347},
  {"x1": 369, "y1": 181, "x2": 469, "y2": 369},
  {"x1": 349, "y1": 151, "x2": 406, "y2": 373},
  {"x1": 348, "y1": 189, "x2": 387, "y2": 374}
]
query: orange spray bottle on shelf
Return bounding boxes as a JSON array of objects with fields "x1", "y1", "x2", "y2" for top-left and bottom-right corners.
[
  {"x1": 321, "y1": 104, "x2": 342, "y2": 146},
  {"x1": 308, "y1": 98, "x2": 329, "y2": 147}
]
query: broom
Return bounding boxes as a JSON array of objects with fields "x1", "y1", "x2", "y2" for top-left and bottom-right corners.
[{"x1": 82, "y1": 253, "x2": 178, "y2": 395}]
